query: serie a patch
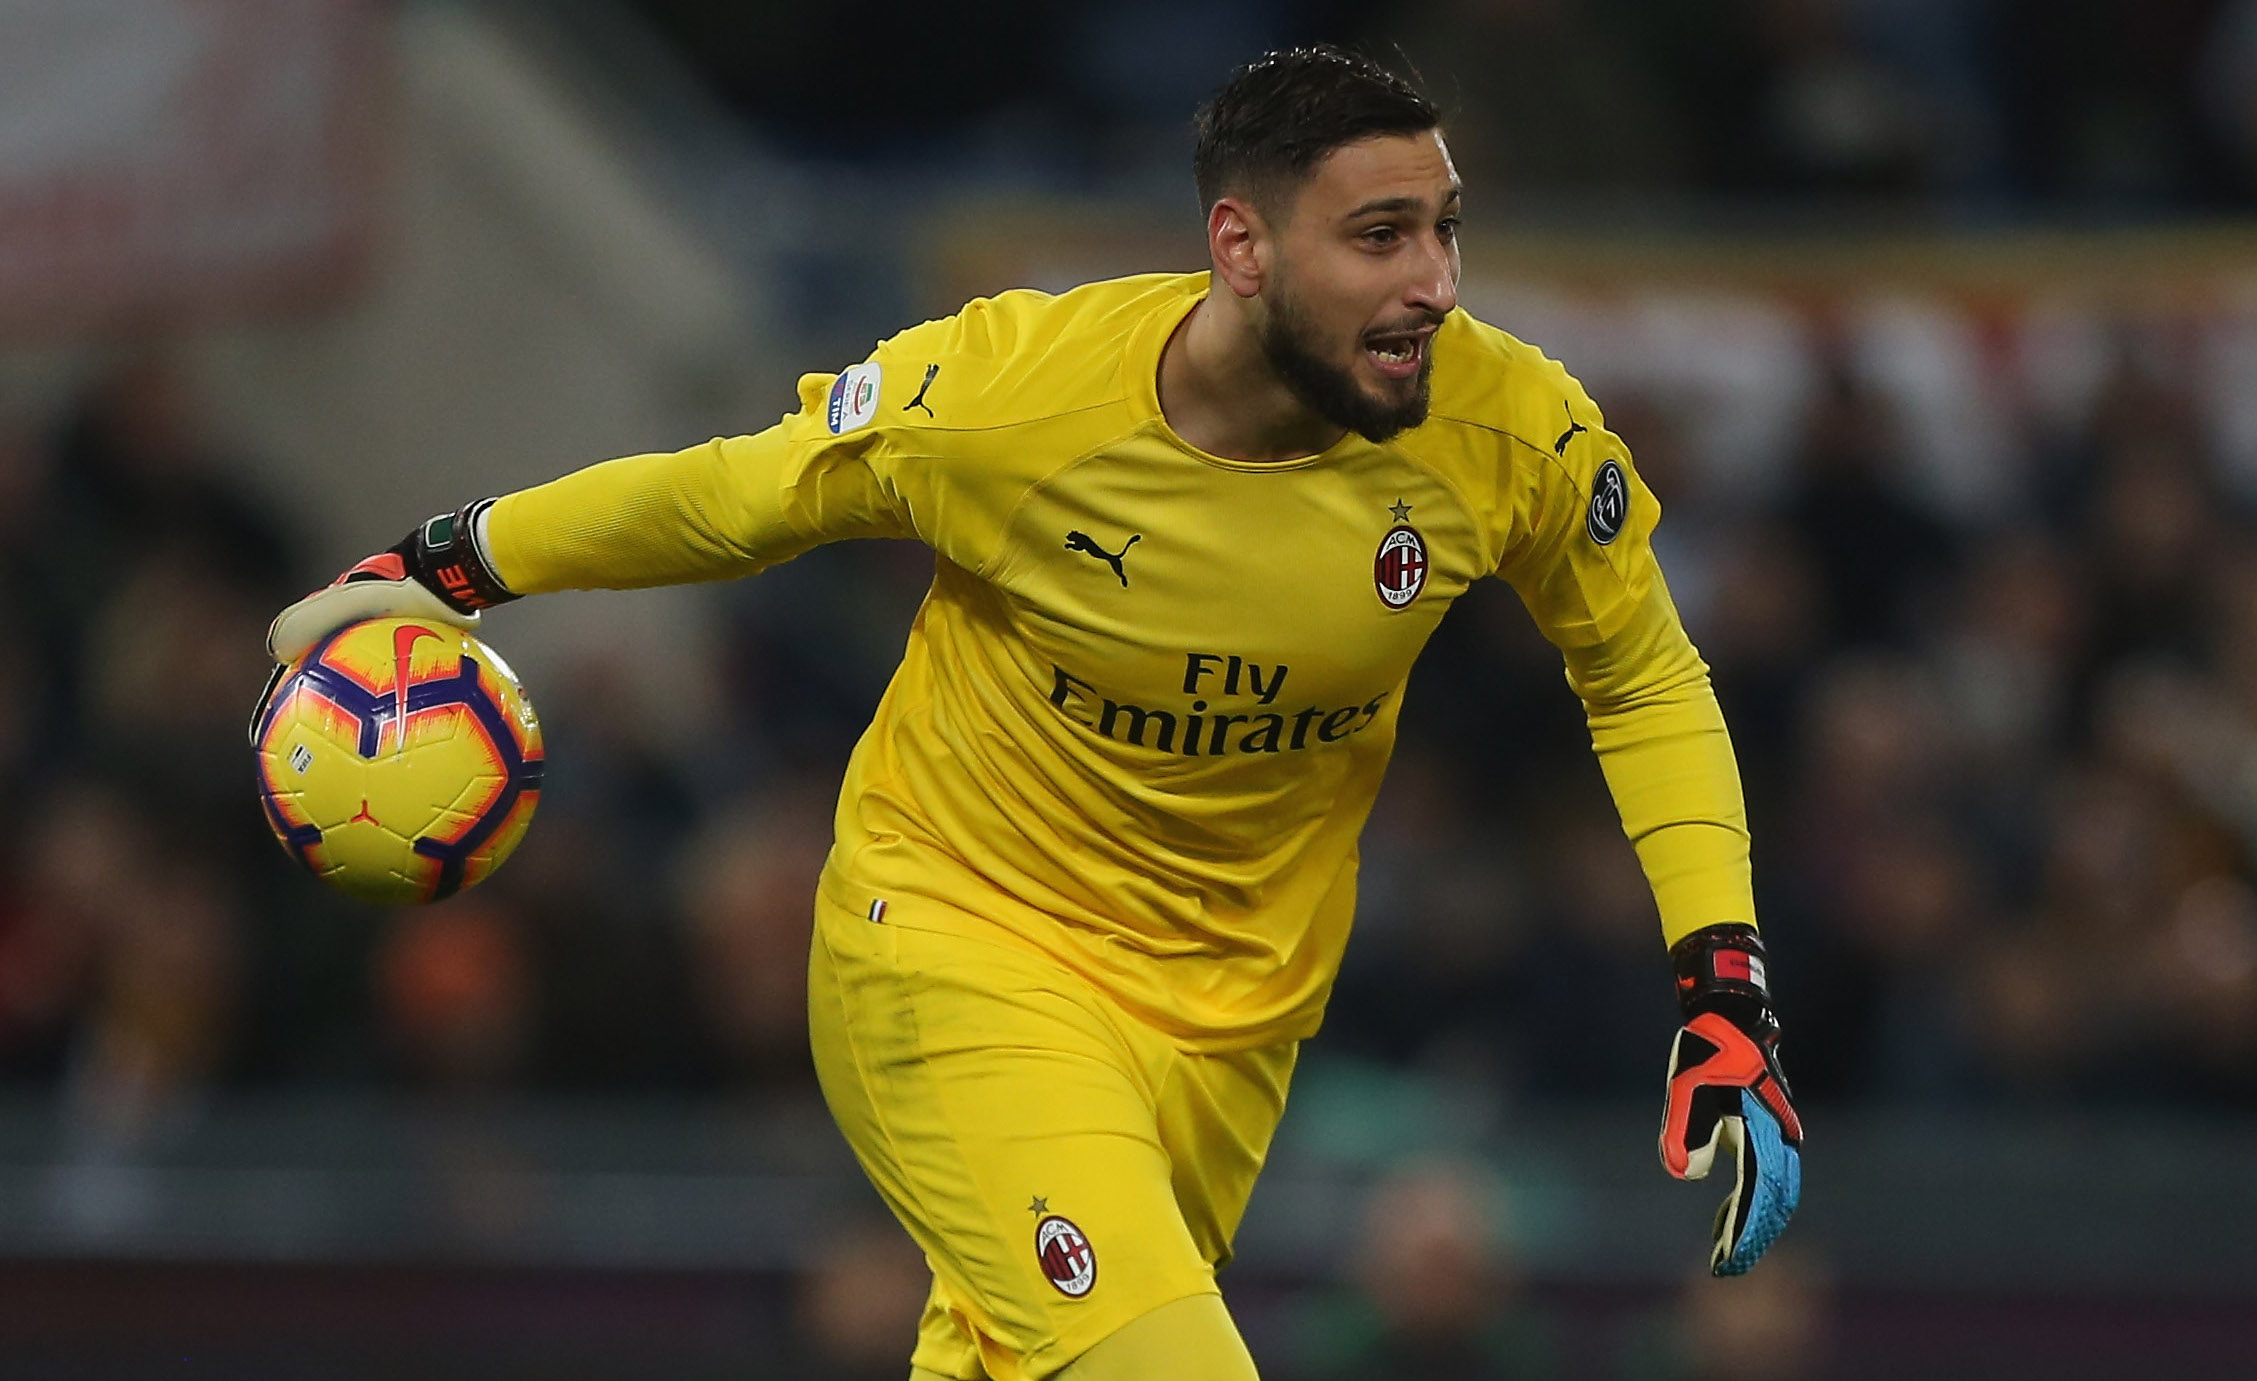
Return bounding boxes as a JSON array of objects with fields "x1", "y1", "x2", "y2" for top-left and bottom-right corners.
[{"x1": 827, "y1": 361, "x2": 883, "y2": 435}]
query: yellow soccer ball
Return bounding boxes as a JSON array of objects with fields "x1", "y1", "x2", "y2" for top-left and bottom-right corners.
[{"x1": 252, "y1": 617, "x2": 544, "y2": 905}]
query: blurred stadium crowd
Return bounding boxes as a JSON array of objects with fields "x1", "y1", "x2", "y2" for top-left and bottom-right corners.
[
  {"x1": 10, "y1": 298, "x2": 2246, "y2": 1373},
  {"x1": 4, "y1": 304, "x2": 2254, "y2": 1127},
  {"x1": 6, "y1": 0, "x2": 2257, "y2": 1375},
  {"x1": 631, "y1": 0, "x2": 2257, "y2": 210},
  {"x1": 1, "y1": 5, "x2": 2251, "y2": 1115}
]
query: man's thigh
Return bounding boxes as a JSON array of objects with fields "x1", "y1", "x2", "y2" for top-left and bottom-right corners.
[
  {"x1": 807, "y1": 896, "x2": 1223, "y2": 1381},
  {"x1": 1161, "y1": 1039, "x2": 1297, "y2": 1274}
]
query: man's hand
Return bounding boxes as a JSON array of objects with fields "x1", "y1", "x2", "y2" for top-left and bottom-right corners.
[
  {"x1": 1659, "y1": 923, "x2": 1803, "y2": 1276},
  {"x1": 268, "y1": 499, "x2": 516, "y2": 664}
]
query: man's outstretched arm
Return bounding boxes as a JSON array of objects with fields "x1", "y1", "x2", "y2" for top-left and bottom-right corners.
[
  {"x1": 268, "y1": 366, "x2": 921, "y2": 664},
  {"x1": 1561, "y1": 576, "x2": 1804, "y2": 1276}
]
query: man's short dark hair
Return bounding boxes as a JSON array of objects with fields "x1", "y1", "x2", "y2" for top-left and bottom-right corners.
[{"x1": 1192, "y1": 46, "x2": 1439, "y2": 215}]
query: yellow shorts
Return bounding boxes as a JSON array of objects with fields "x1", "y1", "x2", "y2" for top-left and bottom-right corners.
[{"x1": 807, "y1": 891, "x2": 1296, "y2": 1381}]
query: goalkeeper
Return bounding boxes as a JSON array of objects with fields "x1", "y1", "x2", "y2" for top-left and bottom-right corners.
[{"x1": 271, "y1": 46, "x2": 1801, "y2": 1381}]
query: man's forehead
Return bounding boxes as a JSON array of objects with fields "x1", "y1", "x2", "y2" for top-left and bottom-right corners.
[{"x1": 1302, "y1": 131, "x2": 1459, "y2": 215}]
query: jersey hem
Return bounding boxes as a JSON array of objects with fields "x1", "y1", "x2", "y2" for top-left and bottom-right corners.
[{"x1": 817, "y1": 868, "x2": 1326, "y2": 1054}]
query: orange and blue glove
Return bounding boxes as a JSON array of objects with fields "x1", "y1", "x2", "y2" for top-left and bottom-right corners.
[{"x1": 1659, "y1": 923, "x2": 1803, "y2": 1276}]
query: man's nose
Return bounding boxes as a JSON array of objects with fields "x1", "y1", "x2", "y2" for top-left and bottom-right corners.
[{"x1": 1407, "y1": 235, "x2": 1457, "y2": 317}]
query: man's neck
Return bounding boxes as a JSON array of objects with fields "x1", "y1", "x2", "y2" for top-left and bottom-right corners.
[{"x1": 1157, "y1": 289, "x2": 1346, "y2": 464}]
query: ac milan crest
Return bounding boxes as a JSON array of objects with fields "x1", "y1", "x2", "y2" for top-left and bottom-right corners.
[
  {"x1": 1034, "y1": 1215, "x2": 1097, "y2": 1298},
  {"x1": 1374, "y1": 525, "x2": 1428, "y2": 609}
]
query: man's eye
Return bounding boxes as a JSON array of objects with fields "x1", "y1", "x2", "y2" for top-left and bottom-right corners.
[
  {"x1": 1437, "y1": 217, "x2": 1460, "y2": 242},
  {"x1": 1363, "y1": 226, "x2": 1399, "y2": 246}
]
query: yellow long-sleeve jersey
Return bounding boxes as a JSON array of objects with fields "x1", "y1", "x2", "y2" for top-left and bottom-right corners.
[{"x1": 486, "y1": 272, "x2": 1753, "y2": 1050}]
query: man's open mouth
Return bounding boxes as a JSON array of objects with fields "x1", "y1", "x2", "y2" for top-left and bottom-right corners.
[{"x1": 1364, "y1": 327, "x2": 1434, "y2": 380}]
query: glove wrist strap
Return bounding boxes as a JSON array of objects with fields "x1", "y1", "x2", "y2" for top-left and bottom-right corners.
[
  {"x1": 400, "y1": 498, "x2": 516, "y2": 613},
  {"x1": 1671, "y1": 923, "x2": 1775, "y2": 1025}
]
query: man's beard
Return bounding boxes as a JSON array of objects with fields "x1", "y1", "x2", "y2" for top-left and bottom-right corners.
[{"x1": 1257, "y1": 285, "x2": 1436, "y2": 444}]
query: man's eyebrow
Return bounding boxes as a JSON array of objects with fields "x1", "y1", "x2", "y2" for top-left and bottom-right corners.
[
  {"x1": 1344, "y1": 186, "x2": 1464, "y2": 219},
  {"x1": 1344, "y1": 195, "x2": 1420, "y2": 218}
]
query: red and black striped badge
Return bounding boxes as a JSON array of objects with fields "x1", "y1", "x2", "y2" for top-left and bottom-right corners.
[{"x1": 1374, "y1": 525, "x2": 1428, "y2": 609}]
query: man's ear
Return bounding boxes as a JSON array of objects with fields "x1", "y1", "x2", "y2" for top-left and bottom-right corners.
[{"x1": 1209, "y1": 196, "x2": 1269, "y2": 300}]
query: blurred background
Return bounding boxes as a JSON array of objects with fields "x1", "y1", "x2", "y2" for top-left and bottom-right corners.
[{"x1": 3, "y1": 0, "x2": 2257, "y2": 1376}]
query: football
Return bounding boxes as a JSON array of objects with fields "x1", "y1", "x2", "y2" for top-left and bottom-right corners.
[{"x1": 252, "y1": 617, "x2": 544, "y2": 905}]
